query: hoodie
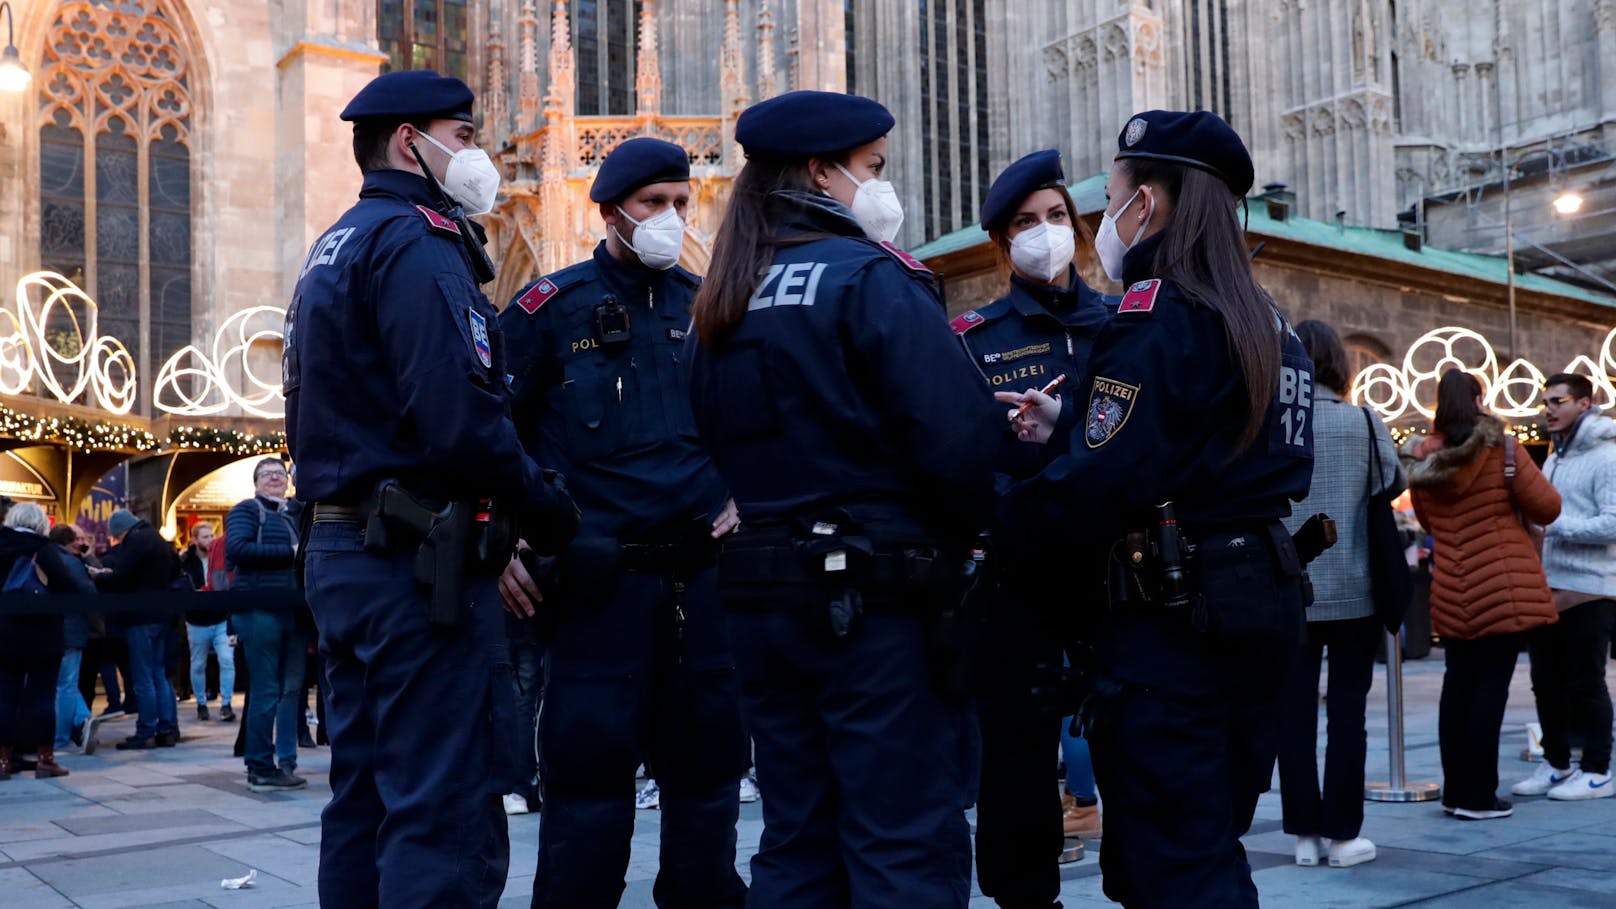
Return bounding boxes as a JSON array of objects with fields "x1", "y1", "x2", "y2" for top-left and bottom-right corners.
[{"x1": 1541, "y1": 412, "x2": 1616, "y2": 600}]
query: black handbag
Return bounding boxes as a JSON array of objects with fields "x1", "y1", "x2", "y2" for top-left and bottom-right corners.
[{"x1": 1363, "y1": 408, "x2": 1412, "y2": 633}]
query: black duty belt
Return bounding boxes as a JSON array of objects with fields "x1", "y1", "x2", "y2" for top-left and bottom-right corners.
[
  {"x1": 718, "y1": 544, "x2": 950, "y2": 589},
  {"x1": 312, "y1": 503, "x2": 362, "y2": 524}
]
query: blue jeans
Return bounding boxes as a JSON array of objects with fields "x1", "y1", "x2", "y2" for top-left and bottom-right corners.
[
  {"x1": 55, "y1": 649, "x2": 93, "y2": 748},
  {"x1": 235, "y1": 609, "x2": 306, "y2": 775},
  {"x1": 125, "y1": 623, "x2": 178, "y2": 739},
  {"x1": 187, "y1": 622, "x2": 236, "y2": 708},
  {"x1": 1061, "y1": 717, "x2": 1096, "y2": 800}
]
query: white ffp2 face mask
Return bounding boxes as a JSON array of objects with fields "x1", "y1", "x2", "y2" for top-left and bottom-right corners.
[
  {"x1": 834, "y1": 162, "x2": 905, "y2": 243},
  {"x1": 1009, "y1": 222, "x2": 1076, "y2": 284},
  {"x1": 416, "y1": 130, "x2": 502, "y2": 216},
  {"x1": 1095, "y1": 187, "x2": 1151, "y2": 281},
  {"x1": 614, "y1": 206, "x2": 686, "y2": 270}
]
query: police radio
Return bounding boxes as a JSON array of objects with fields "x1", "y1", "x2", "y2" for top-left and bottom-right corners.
[
  {"x1": 594, "y1": 295, "x2": 632, "y2": 345},
  {"x1": 406, "y1": 141, "x2": 497, "y2": 285}
]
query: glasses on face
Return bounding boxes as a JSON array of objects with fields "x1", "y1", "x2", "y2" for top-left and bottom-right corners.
[
  {"x1": 258, "y1": 471, "x2": 288, "y2": 481},
  {"x1": 1539, "y1": 395, "x2": 1573, "y2": 410}
]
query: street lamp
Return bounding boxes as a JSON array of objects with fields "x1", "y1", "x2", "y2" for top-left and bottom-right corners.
[
  {"x1": 0, "y1": 1, "x2": 29, "y2": 93},
  {"x1": 1553, "y1": 192, "x2": 1585, "y2": 215}
]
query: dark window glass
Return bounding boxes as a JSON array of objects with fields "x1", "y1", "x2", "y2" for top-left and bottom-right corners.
[
  {"x1": 845, "y1": 0, "x2": 857, "y2": 95},
  {"x1": 149, "y1": 124, "x2": 190, "y2": 356},
  {"x1": 379, "y1": 0, "x2": 405, "y2": 72},
  {"x1": 375, "y1": 0, "x2": 466, "y2": 79},
  {"x1": 96, "y1": 122, "x2": 140, "y2": 340},
  {"x1": 40, "y1": 115, "x2": 86, "y2": 281},
  {"x1": 576, "y1": 0, "x2": 600, "y2": 114},
  {"x1": 919, "y1": 0, "x2": 936, "y2": 238},
  {"x1": 974, "y1": 0, "x2": 989, "y2": 225}
]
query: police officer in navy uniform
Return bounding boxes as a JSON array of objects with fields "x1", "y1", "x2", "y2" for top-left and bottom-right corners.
[
  {"x1": 283, "y1": 70, "x2": 578, "y2": 909},
  {"x1": 955, "y1": 150, "x2": 1113, "y2": 909},
  {"x1": 684, "y1": 90, "x2": 1000, "y2": 909},
  {"x1": 997, "y1": 111, "x2": 1315, "y2": 908},
  {"x1": 496, "y1": 136, "x2": 748, "y2": 909}
]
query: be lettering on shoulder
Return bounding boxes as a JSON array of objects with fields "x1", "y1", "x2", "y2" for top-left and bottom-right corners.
[
  {"x1": 749, "y1": 262, "x2": 829, "y2": 311},
  {"x1": 1273, "y1": 361, "x2": 1314, "y2": 453}
]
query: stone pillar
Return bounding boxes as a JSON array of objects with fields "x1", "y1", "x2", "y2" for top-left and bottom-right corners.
[
  {"x1": 719, "y1": 0, "x2": 748, "y2": 168},
  {"x1": 1597, "y1": 0, "x2": 1616, "y2": 119},
  {"x1": 791, "y1": 0, "x2": 846, "y2": 93},
  {"x1": 634, "y1": 0, "x2": 661, "y2": 119}
]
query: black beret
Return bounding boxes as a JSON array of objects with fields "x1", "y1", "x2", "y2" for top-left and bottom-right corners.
[
  {"x1": 589, "y1": 137, "x2": 692, "y2": 203},
  {"x1": 1114, "y1": 110, "x2": 1255, "y2": 198},
  {"x1": 735, "y1": 90, "x2": 895, "y2": 158},
  {"x1": 341, "y1": 70, "x2": 475, "y2": 123},
  {"x1": 980, "y1": 149, "x2": 1066, "y2": 232}
]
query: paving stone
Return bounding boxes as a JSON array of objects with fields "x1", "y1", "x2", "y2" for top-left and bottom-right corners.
[
  {"x1": 0, "y1": 867, "x2": 75, "y2": 909},
  {"x1": 1391, "y1": 872, "x2": 1616, "y2": 908}
]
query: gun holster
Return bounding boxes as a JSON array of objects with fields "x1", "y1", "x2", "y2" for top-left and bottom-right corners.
[{"x1": 363, "y1": 480, "x2": 473, "y2": 628}]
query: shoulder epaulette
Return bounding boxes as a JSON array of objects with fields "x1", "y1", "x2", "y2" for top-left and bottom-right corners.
[
  {"x1": 512, "y1": 275, "x2": 564, "y2": 314},
  {"x1": 415, "y1": 205, "x2": 461, "y2": 237},
  {"x1": 877, "y1": 241, "x2": 933, "y2": 275},
  {"x1": 950, "y1": 311, "x2": 987, "y2": 335},
  {"x1": 1117, "y1": 279, "x2": 1161, "y2": 314}
]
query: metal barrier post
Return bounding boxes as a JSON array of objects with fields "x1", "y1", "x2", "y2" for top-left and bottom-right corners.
[{"x1": 1365, "y1": 630, "x2": 1442, "y2": 802}]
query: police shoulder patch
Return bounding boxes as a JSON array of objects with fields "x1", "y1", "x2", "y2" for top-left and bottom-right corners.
[
  {"x1": 415, "y1": 205, "x2": 462, "y2": 237},
  {"x1": 950, "y1": 311, "x2": 986, "y2": 335},
  {"x1": 1085, "y1": 376, "x2": 1140, "y2": 449},
  {"x1": 878, "y1": 241, "x2": 933, "y2": 275},
  {"x1": 468, "y1": 308, "x2": 492, "y2": 369},
  {"x1": 1117, "y1": 279, "x2": 1161, "y2": 314},
  {"x1": 514, "y1": 276, "x2": 562, "y2": 314}
]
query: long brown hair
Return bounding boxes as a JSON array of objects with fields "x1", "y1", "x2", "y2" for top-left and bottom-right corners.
[
  {"x1": 1433, "y1": 368, "x2": 1485, "y2": 447},
  {"x1": 988, "y1": 185, "x2": 1094, "y2": 277},
  {"x1": 692, "y1": 156, "x2": 824, "y2": 345},
  {"x1": 1120, "y1": 158, "x2": 1279, "y2": 453}
]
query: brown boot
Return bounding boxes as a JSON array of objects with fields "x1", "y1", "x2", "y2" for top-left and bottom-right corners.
[
  {"x1": 0, "y1": 746, "x2": 12, "y2": 781},
  {"x1": 1062, "y1": 792, "x2": 1102, "y2": 838},
  {"x1": 35, "y1": 746, "x2": 70, "y2": 779}
]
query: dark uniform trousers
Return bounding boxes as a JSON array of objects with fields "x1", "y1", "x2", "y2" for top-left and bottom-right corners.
[
  {"x1": 306, "y1": 521, "x2": 516, "y2": 909},
  {"x1": 972, "y1": 581, "x2": 1073, "y2": 909},
  {"x1": 534, "y1": 566, "x2": 748, "y2": 909},
  {"x1": 1085, "y1": 531, "x2": 1304, "y2": 909},
  {"x1": 727, "y1": 600, "x2": 973, "y2": 909}
]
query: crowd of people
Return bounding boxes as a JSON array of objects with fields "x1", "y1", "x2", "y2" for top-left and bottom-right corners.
[{"x1": 0, "y1": 458, "x2": 320, "y2": 793}]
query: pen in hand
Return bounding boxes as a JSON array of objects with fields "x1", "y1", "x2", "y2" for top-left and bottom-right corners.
[{"x1": 1013, "y1": 374, "x2": 1067, "y2": 419}]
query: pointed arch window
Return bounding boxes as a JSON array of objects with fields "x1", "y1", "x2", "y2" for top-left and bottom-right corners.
[{"x1": 37, "y1": 0, "x2": 194, "y2": 408}]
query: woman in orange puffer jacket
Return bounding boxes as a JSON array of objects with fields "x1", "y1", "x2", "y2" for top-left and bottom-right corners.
[{"x1": 1402, "y1": 369, "x2": 1560, "y2": 820}]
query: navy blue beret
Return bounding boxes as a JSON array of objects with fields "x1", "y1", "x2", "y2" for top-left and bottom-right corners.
[
  {"x1": 980, "y1": 149, "x2": 1066, "y2": 232},
  {"x1": 341, "y1": 70, "x2": 475, "y2": 123},
  {"x1": 1114, "y1": 110, "x2": 1255, "y2": 198},
  {"x1": 735, "y1": 91, "x2": 895, "y2": 158},
  {"x1": 590, "y1": 137, "x2": 692, "y2": 203}
]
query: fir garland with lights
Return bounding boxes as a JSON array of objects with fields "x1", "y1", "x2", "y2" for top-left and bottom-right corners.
[{"x1": 0, "y1": 402, "x2": 285, "y2": 455}]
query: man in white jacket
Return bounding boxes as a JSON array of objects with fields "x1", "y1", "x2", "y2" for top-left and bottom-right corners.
[{"x1": 1514, "y1": 373, "x2": 1616, "y2": 801}]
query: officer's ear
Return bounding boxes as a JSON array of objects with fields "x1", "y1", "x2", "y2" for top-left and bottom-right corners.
[
  {"x1": 805, "y1": 157, "x2": 835, "y2": 194},
  {"x1": 598, "y1": 201, "x2": 621, "y2": 229}
]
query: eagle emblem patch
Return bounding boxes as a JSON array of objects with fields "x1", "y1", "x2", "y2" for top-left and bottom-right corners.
[
  {"x1": 1085, "y1": 376, "x2": 1139, "y2": 448},
  {"x1": 469, "y1": 309, "x2": 492, "y2": 368}
]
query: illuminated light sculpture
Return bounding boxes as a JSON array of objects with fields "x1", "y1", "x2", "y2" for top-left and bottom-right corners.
[
  {"x1": 1353, "y1": 325, "x2": 1616, "y2": 426},
  {"x1": 11, "y1": 272, "x2": 137, "y2": 414},
  {"x1": 154, "y1": 306, "x2": 287, "y2": 418}
]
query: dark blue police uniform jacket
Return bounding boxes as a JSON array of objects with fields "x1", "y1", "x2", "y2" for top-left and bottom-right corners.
[
  {"x1": 284, "y1": 168, "x2": 573, "y2": 546},
  {"x1": 500, "y1": 242, "x2": 727, "y2": 540},
  {"x1": 686, "y1": 192, "x2": 999, "y2": 543}
]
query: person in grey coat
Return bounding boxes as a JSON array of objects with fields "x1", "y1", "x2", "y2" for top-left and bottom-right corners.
[
  {"x1": 1277, "y1": 321, "x2": 1404, "y2": 868},
  {"x1": 1512, "y1": 373, "x2": 1616, "y2": 801}
]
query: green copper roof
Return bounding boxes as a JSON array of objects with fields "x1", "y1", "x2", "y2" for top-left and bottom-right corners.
[{"x1": 911, "y1": 173, "x2": 1616, "y2": 310}]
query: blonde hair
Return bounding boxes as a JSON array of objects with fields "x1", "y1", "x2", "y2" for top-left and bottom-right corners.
[{"x1": 4, "y1": 502, "x2": 49, "y2": 535}]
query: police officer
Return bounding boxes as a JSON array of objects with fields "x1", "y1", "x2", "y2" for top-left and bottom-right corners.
[
  {"x1": 684, "y1": 90, "x2": 1000, "y2": 909},
  {"x1": 997, "y1": 111, "x2": 1315, "y2": 908},
  {"x1": 954, "y1": 150, "x2": 1112, "y2": 909},
  {"x1": 283, "y1": 70, "x2": 578, "y2": 909},
  {"x1": 496, "y1": 136, "x2": 748, "y2": 909}
]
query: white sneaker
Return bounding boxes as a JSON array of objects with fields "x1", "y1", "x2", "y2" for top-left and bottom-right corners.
[
  {"x1": 1294, "y1": 835, "x2": 1324, "y2": 866},
  {"x1": 502, "y1": 793, "x2": 530, "y2": 815},
  {"x1": 636, "y1": 780, "x2": 661, "y2": 810},
  {"x1": 1547, "y1": 770, "x2": 1615, "y2": 801},
  {"x1": 1327, "y1": 837, "x2": 1377, "y2": 867},
  {"x1": 739, "y1": 776, "x2": 760, "y2": 803},
  {"x1": 1512, "y1": 762, "x2": 1575, "y2": 796}
]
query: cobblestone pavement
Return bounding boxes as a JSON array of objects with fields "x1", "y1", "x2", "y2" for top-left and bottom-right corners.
[{"x1": 3, "y1": 652, "x2": 1614, "y2": 907}]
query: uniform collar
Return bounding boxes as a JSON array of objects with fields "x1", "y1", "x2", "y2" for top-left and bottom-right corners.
[
  {"x1": 1121, "y1": 232, "x2": 1166, "y2": 286},
  {"x1": 359, "y1": 168, "x2": 442, "y2": 207},
  {"x1": 592, "y1": 240, "x2": 670, "y2": 300},
  {"x1": 767, "y1": 190, "x2": 866, "y2": 240},
  {"x1": 1008, "y1": 268, "x2": 1106, "y2": 327}
]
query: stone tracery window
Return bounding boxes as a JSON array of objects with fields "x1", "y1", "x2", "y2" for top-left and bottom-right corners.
[
  {"x1": 36, "y1": 0, "x2": 194, "y2": 404},
  {"x1": 378, "y1": 0, "x2": 469, "y2": 79}
]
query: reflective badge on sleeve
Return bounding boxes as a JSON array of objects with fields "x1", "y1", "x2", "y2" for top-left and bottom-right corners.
[
  {"x1": 1085, "y1": 376, "x2": 1139, "y2": 448},
  {"x1": 469, "y1": 309, "x2": 492, "y2": 368}
]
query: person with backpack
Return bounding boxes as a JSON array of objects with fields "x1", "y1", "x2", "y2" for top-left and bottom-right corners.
[
  {"x1": 226, "y1": 458, "x2": 308, "y2": 793},
  {"x1": 97, "y1": 509, "x2": 187, "y2": 751}
]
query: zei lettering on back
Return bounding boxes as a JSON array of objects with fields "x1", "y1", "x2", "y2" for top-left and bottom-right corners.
[
  {"x1": 749, "y1": 262, "x2": 829, "y2": 311},
  {"x1": 1272, "y1": 360, "x2": 1314, "y2": 454},
  {"x1": 299, "y1": 227, "x2": 357, "y2": 278}
]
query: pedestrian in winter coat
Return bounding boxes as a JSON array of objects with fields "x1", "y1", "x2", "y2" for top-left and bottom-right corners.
[{"x1": 1402, "y1": 369, "x2": 1560, "y2": 820}]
